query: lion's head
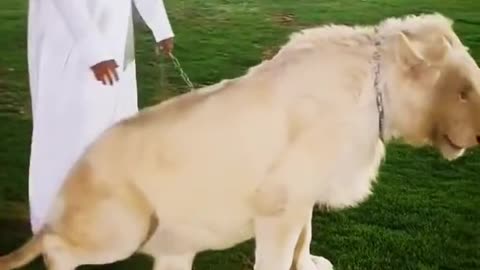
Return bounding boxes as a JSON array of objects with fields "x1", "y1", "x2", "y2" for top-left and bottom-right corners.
[{"x1": 381, "y1": 14, "x2": 480, "y2": 160}]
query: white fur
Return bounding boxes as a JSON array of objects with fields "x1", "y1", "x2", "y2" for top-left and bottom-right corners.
[
  {"x1": 2, "y1": 13, "x2": 478, "y2": 270},
  {"x1": 80, "y1": 13, "x2": 473, "y2": 270}
]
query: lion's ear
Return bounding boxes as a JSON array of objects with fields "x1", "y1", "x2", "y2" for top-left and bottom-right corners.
[
  {"x1": 426, "y1": 35, "x2": 451, "y2": 65},
  {"x1": 395, "y1": 31, "x2": 425, "y2": 69}
]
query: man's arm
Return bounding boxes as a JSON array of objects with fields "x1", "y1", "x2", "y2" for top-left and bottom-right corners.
[
  {"x1": 50, "y1": 0, "x2": 113, "y2": 68},
  {"x1": 49, "y1": 0, "x2": 119, "y2": 84},
  {"x1": 132, "y1": 0, "x2": 174, "y2": 44}
]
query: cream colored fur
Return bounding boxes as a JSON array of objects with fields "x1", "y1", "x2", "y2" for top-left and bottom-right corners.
[{"x1": 1, "y1": 13, "x2": 480, "y2": 270}]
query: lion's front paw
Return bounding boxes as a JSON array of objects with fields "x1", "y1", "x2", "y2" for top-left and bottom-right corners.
[{"x1": 310, "y1": 255, "x2": 333, "y2": 270}]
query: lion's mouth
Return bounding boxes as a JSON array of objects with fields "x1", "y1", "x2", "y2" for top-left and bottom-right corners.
[{"x1": 444, "y1": 135, "x2": 463, "y2": 151}]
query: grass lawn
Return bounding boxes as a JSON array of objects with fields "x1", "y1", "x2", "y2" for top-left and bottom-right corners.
[{"x1": 1, "y1": 0, "x2": 479, "y2": 269}]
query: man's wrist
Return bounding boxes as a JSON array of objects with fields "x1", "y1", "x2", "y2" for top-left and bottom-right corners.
[
  {"x1": 151, "y1": 25, "x2": 174, "y2": 44},
  {"x1": 78, "y1": 32, "x2": 114, "y2": 68}
]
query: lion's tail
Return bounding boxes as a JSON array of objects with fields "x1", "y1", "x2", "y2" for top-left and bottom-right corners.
[{"x1": 0, "y1": 230, "x2": 44, "y2": 270}]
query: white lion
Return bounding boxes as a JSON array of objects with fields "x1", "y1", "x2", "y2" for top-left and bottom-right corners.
[{"x1": 1, "y1": 13, "x2": 479, "y2": 270}]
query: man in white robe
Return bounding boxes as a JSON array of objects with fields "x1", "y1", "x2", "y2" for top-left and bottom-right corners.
[{"x1": 27, "y1": 0, "x2": 175, "y2": 233}]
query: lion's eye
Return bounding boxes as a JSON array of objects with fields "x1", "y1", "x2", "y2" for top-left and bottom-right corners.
[{"x1": 459, "y1": 90, "x2": 469, "y2": 102}]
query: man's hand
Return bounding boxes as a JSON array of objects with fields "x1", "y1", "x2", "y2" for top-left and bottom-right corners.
[
  {"x1": 90, "y1": 59, "x2": 119, "y2": 85},
  {"x1": 156, "y1": 37, "x2": 174, "y2": 57}
]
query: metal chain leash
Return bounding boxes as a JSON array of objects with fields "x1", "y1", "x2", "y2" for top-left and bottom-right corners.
[
  {"x1": 163, "y1": 39, "x2": 385, "y2": 142},
  {"x1": 168, "y1": 52, "x2": 195, "y2": 91},
  {"x1": 372, "y1": 26, "x2": 385, "y2": 142}
]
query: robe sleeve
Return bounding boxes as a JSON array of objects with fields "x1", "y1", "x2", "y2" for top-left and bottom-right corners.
[
  {"x1": 133, "y1": 0, "x2": 174, "y2": 42},
  {"x1": 50, "y1": 0, "x2": 113, "y2": 68}
]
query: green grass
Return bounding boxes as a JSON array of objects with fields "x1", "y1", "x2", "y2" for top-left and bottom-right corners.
[{"x1": 1, "y1": 0, "x2": 479, "y2": 269}]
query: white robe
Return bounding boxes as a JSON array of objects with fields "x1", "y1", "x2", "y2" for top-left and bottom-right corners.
[{"x1": 27, "y1": 0, "x2": 174, "y2": 233}]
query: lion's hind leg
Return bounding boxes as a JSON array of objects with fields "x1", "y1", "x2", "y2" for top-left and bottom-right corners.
[
  {"x1": 46, "y1": 181, "x2": 157, "y2": 268},
  {"x1": 43, "y1": 198, "x2": 155, "y2": 269}
]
